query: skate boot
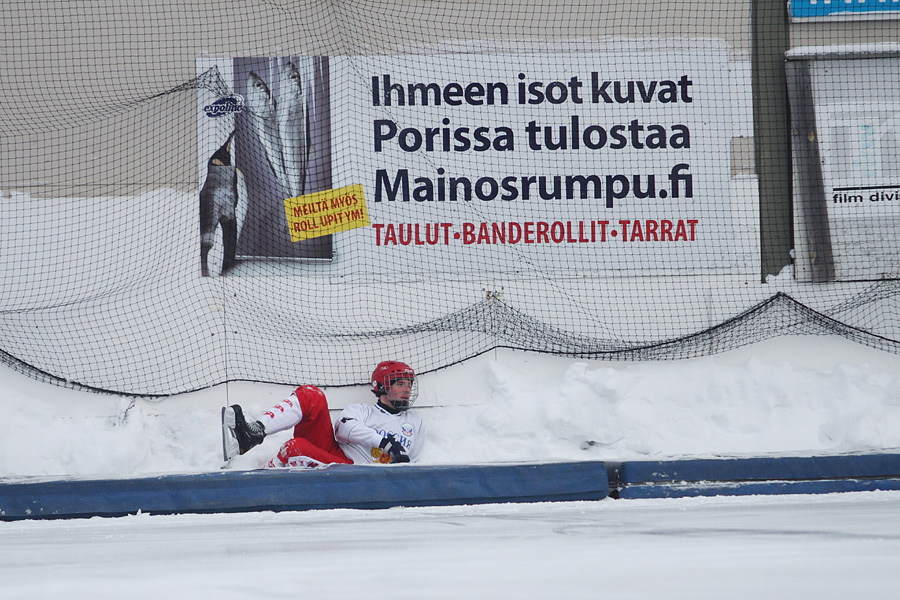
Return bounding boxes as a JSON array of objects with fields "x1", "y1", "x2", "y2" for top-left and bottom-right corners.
[{"x1": 221, "y1": 404, "x2": 266, "y2": 461}]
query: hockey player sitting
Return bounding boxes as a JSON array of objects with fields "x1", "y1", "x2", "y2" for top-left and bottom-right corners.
[{"x1": 222, "y1": 361, "x2": 426, "y2": 468}]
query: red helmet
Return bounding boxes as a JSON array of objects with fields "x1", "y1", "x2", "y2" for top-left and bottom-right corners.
[{"x1": 371, "y1": 361, "x2": 417, "y2": 410}]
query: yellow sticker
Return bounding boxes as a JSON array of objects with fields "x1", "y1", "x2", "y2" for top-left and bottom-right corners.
[{"x1": 283, "y1": 184, "x2": 369, "y2": 241}]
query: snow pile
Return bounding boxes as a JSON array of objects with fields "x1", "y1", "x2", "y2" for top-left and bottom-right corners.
[
  {"x1": 434, "y1": 346, "x2": 900, "y2": 464},
  {"x1": 2, "y1": 335, "x2": 900, "y2": 478}
]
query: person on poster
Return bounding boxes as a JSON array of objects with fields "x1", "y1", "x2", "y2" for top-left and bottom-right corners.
[{"x1": 221, "y1": 361, "x2": 426, "y2": 467}]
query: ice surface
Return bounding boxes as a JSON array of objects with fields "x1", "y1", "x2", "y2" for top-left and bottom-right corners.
[{"x1": 2, "y1": 492, "x2": 900, "y2": 599}]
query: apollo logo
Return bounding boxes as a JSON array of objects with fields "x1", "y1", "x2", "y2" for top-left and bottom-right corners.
[{"x1": 204, "y1": 95, "x2": 244, "y2": 117}]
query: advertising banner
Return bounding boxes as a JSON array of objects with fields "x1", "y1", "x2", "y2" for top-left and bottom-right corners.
[
  {"x1": 330, "y1": 44, "x2": 734, "y2": 276},
  {"x1": 791, "y1": 0, "x2": 900, "y2": 21},
  {"x1": 200, "y1": 44, "x2": 736, "y2": 277},
  {"x1": 198, "y1": 56, "x2": 334, "y2": 276}
]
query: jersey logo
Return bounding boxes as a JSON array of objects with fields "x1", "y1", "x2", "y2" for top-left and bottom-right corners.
[{"x1": 401, "y1": 423, "x2": 413, "y2": 436}]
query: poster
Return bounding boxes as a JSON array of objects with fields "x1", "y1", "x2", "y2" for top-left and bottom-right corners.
[
  {"x1": 198, "y1": 56, "x2": 333, "y2": 276},
  {"x1": 331, "y1": 45, "x2": 734, "y2": 276},
  {"x1": 199, "y1": 44, "x2": 736, "y2": 277}
]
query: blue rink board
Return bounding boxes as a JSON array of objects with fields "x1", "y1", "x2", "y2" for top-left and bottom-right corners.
[
  {"x1": 615, "y1": 453, "x2": 900, "y2": 485},
  {"x1": 5, "y1": 454, "x2": 900, "y2": 519},
  {"x1": 612, "y1": 453, "x2": 900, "y2": 499},
  {"x1": 618, "y1": 478, "x2": 900, "y2": 499},
  {"x1": 0, "y1": 461, "x2": 609, "y2": 521}
]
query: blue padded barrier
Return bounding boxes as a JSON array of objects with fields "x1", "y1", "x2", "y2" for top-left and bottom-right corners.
[
  {"x1": 617, "y1": 453, "x2": 900, "y2": 485},
  {"x1": 612, "y1": 453, "x2": 900, "y2": 499},
  {"x1": 618, "y1": 478, "x2": 900, "y2": 499},
  {"x1": 7, "y1": 453, "x2": 900, "y2": 519},
  {"x1": 0, "y1": 461, "x2": 609, "y2": 521}
]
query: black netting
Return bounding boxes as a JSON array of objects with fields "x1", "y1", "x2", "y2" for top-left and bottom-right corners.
[{"x1": 1, "y1": 1, "x2": 899, "y2": 395}]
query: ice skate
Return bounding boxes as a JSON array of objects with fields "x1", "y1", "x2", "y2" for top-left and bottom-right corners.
[{"x1": 221, "y1": 404, "x2": 266, "y2": 461}]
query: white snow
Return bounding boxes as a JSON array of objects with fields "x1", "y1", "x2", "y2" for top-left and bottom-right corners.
[
  {"x1": 3, "y1": 334, "x2": 900, "y2": 477},
  {"x1": 3, "y1": 335, "x2": 900, "y2": 597}
]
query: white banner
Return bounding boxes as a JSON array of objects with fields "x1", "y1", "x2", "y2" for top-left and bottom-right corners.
[{"x1": 331, "y1": 45, "x2": 734, "y2": 276}]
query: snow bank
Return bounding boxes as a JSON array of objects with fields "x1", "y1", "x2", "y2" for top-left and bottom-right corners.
[{"x1": 3, "y1": 335, "x2": 900, "y2": 478}]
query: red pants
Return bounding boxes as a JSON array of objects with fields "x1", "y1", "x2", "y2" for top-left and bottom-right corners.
[{"x1": 273, "y1": 385, "x2": 351, "y2": 467}]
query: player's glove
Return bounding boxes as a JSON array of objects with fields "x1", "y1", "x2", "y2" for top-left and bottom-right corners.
[{"x1": 373, "y1": 434, "x2": 410, "y2": 463}]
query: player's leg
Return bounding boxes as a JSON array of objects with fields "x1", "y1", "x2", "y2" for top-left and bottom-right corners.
[
  {"x1": 224, "y1": 385, "x2": 345, "y2": 462},
  {"x1": 222, "y1": 386, "x2": 308, "y2": 461},
  {"x1": 289, "y1": 385, "x2": 346, "y2": 455},
  {"x1": 257, "y1": 388, "x2": 306, "y2": 433},
  {"x1": 267, "y1": 437, "x2": 351, "y2": 468}
]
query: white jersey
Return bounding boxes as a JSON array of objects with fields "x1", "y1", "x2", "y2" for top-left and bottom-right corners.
[{"x1": 334, "y1": 402, "x2": 426, "y2": 464}]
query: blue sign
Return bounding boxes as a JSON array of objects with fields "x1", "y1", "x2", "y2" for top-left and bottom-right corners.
[
  {"x1": 203, "y1": 96, "x2": 244, "y2": 118},
  {"x1": 791, "y1": 0, "x2": 900, "y2": 20}
]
